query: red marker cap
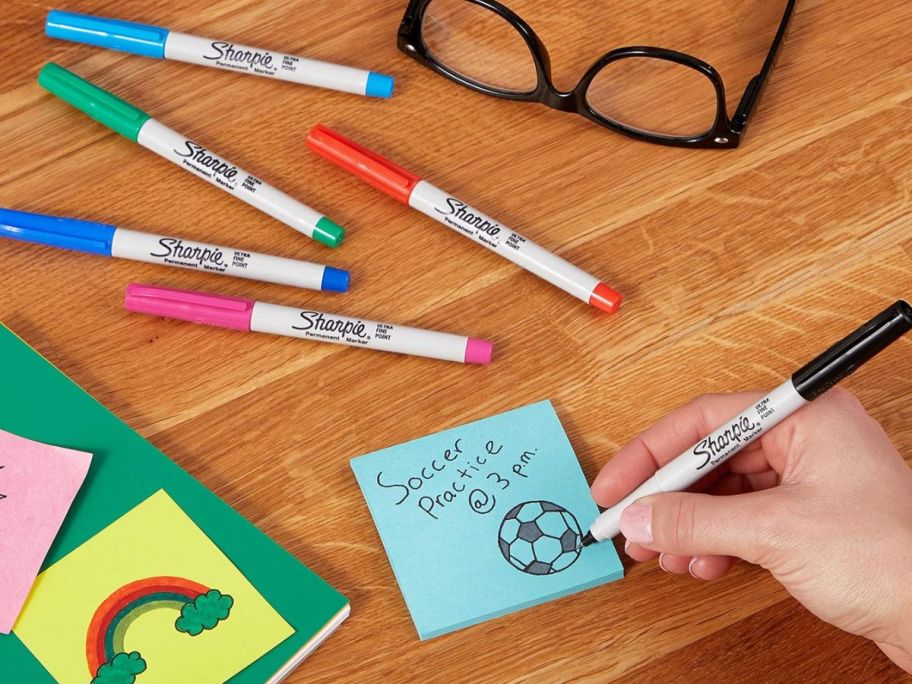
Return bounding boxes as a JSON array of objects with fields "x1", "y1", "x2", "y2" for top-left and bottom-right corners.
[
  {"x1": 589, "y1": 283, "x2": 624, "y2": 314},
  {"x1": 306, "y1": 124, "x2": 420, "y2": 205}
]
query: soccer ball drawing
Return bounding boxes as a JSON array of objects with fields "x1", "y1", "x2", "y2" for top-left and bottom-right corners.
[{"x1": 497, "y1": 501, "x2": 582, "y2": 575}]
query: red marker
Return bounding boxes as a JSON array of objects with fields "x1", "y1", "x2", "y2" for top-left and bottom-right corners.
[{"x1": 306, "y1": 125, "x2": 623, "y2": 314}]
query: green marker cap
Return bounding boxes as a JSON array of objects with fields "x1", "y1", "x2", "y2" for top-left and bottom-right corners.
[
  {"x1": 314, "y1": 217, "x2": 346, "y2": 248},
  {"x1": 38, "y1": 62, "x2": 151, "y2": 142}
]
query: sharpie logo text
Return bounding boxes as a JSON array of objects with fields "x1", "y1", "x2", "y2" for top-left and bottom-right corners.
[
  {"x1": 204, "y1": 42, "x2": 275, "y2": 70},
  {"x1": 436, "y1": 198, "x2": 501, "y2": 237},
  {"x1": 293, "y1": 311, "x2": 368, "y2": 339},
  {"x1": 693, "y1": 415, "x2": 759, "y2": 469},
  {"x1": 150, "y1": 238, "x2": 228, "y2": 268},
  {"x1": 174, "y1": 141, "x2": 239, "y2": 182}
]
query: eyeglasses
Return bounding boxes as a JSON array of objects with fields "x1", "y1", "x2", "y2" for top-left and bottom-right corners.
[{"x1": 398, "y1": 0, "x2": 796, "y2": 148}]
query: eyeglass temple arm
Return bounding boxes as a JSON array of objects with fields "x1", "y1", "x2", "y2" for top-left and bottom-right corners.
[
  {"x1": 398, "y1": 0, "x2": 422, "y2": 39},
  {"x1": 731, "y1": 0, "x2": 796, "y2": 134}
]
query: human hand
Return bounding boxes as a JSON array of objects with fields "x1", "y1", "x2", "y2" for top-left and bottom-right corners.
[{"x1": 591, "y1": 388, "x2": 912, "y2": 671}]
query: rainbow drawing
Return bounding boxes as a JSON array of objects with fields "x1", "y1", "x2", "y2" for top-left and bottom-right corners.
[{"x1": 86, "y1": 576, "x2": 233, "y2": 682}]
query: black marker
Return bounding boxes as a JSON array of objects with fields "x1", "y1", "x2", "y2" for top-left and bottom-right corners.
[{"x1": 583, "y1": 300, "x2": 912, "y2": 546}]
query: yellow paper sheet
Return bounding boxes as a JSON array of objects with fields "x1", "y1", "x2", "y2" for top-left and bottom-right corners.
[{"x1": 15, "y1": 490, "x2": 293, "y2": 683}]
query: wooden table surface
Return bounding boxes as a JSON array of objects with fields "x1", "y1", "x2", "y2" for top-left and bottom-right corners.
[{"x1": 2, "y1": 0, "x2": 911, "y2": 681}]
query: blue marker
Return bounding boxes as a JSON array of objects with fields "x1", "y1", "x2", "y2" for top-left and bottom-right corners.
[
  {"x1": 45, "y1": 10, "x2": 395, "y2": 99},
  {"x1": 0, "y1": 208, "x2": 350, "y2": 292}
]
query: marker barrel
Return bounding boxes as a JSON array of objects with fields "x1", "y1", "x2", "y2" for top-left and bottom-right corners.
[
  {"x1": 111, "y1": 229, "x2": 348, "y2": 291},
  {"x1": 124, "y1": 284, "x2": 493, "y2": 365},
  {"x1": 164, "y1": 33, "x2": 393, "y2": 98},
  {"x1": 411, "y1": 181, "x2": 610, "y2": 308},
  {"x1": 37, "y1": 63, "x2": 345, "y2": 248},
  {"x1": 45, "y1": 11, "x2": 394, "y2": 98},
  {"x1": 305, "y1": 125, "x2": 623, "y2": 312},
  {"x1": 589, "y1": 380, "x2": 807, "y2": 542},
  {"x1": 250, "y1": 302, "x2": 490, "y2": 364},
  {"x1": 586, "y1": 300, "x2": 912, "y2": 544},
  {"x1": 135, "y1": 120, "x2": 343, "y2": 247},
  {"x1": 0, "y1": 208, "x2": 348, "y2": 291}
]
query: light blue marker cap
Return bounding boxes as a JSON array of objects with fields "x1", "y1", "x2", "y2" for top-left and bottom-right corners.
[
  {"x1": 321, "y1": 267, "x2": 350, "y2": 293},
  {"x1": 365, "y1": 72, "x2": 395, "y2": 99},
  {"x1": 46, "y1": 10, "x2": 170, "y2": 59},
  {"x1": 0, "y1": 208, "x2": 116, "y2": 256}
]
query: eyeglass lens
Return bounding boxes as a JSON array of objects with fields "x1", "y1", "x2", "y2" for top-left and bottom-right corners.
[
  {"x1": 421, "y1": 0, "x2": 539, "y2": 93},
  {"x1": 587, "y1": 57, "x2": 718, "y2": 137}
]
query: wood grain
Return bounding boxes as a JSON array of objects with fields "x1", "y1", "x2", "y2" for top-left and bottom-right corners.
[{"x1": 2, "y1": 0, "x2": 911, "y2": 681}]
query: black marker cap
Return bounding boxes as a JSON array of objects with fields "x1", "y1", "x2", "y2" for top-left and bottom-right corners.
[{"x1": 792, "y1": 300, "x2": 912, "y2": 401}]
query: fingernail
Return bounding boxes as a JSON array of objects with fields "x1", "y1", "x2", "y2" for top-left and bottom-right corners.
[
  {"x1": 619, "y1": 502, "x2": 653, "y2": 545},
  {"x1": 688, "y1": 556, "x2": 699, "y2": 578},
  {"x1": 623, "y1": 539, "x2": 631, "y2": 557},
  {"x1": 658, "y1": 554, "x2": 669, "y2": 572}
]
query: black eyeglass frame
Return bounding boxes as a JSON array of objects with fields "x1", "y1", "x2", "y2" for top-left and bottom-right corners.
[{"x1": 398, "y1": 0, "x2": 796, "y2": 148}]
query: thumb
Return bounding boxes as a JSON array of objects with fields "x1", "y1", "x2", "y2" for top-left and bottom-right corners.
[{"x1": 619, "y1": 491, "x2": 781, "y2": 565}]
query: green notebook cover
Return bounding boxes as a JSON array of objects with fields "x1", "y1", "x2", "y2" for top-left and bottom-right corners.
[{"x1": 0, "y1": 324, "x2": 349, "y2": 681}]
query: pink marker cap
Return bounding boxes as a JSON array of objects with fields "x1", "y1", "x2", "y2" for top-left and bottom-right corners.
[
  {"x1": 465, "y1": 338, "x2": 494, "y2": 365},
  {"x1": 124, "y1": 283, "x2": 254, "y2": 331}
]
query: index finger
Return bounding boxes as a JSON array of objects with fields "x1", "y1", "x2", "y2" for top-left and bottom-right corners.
[{"x1": 590, "y1": 391, "x2": 766, "y2": 508}]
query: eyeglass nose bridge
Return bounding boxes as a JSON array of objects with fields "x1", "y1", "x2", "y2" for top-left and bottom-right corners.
[{"x1": 540, "y1": 86, "x2": 582, "y2": 113}]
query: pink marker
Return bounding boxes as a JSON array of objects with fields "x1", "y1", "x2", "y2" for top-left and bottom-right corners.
[{"x1": 124, "y1": 283, "x2": 493, "y2": 365}]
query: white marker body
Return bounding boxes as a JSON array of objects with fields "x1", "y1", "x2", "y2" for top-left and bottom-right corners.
[
  {"x1": 589, "y1": 381, "x2": 808, "y2": 542},
  {"x1": 136, "y1": 119, "x2": 323, "y2": 239},
  {"x1": 164, "y1": 32, "x2": 371, "y2": 96},
  {"x1": 409, "y1": 181, "x2": 600, "y2": 304},
  {"x1": 250, "y1": 302, "x2": 472, "y2": 363},
  {"x1": 110, "y1": 228, "x2": 328, "y2": 289}
]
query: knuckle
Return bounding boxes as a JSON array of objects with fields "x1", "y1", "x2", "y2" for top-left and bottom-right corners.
[
  {"x1": 749, "y1": 498, "x2": 795, "y2": 561},
  {"x1": 753, "y1": 507, "x2": 782, "y2": 549},
  {"x1": 663, "y1": 496, "x2": 698, "y2": 551},
  {"x1": 684, "y1": 395, "x2": 720, "y2": 425},
  {"x1": 828, "y1": 386, "x2": 862, "y2": 410},
  {"x1": 792, "y1": 387, "x2": 870, "y2": 442},
  {"x1": 688, "y1": 394, "x2": 717, "y2": 411}
]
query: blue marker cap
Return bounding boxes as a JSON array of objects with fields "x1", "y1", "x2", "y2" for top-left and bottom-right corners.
[
  {"x1": 0, "y1": 208, "x2": 116, "y2": 256},
  {"x1": 321, "y1": 266, "x2": 350, "y2": 293},
  {"x1": 46, "y1": 10, "x2": 170, "y2": 59},
  {"x1": 365, "y1": 73, "x2": 395, "y2": 99}
]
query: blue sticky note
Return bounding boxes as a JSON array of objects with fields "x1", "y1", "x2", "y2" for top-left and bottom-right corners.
[{"x1": 351, "y1": 400, "x2": 624, "y2": 639}]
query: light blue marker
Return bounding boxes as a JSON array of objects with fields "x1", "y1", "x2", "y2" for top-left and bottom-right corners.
[{"x1": 46, "y1": 10, "x2": 395, "y2": 99}]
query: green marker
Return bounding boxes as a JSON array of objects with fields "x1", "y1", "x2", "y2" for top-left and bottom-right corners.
[{"x1": 37, "y1": 63, "x2": 345, "y2": 248}]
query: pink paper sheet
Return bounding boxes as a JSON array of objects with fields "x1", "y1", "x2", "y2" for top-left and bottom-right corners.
[{"x1": 0, "y1": 429, "x2": 91, "y2": 633}]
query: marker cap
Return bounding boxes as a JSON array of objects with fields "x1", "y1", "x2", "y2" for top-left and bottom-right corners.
[
  {"x1": 0, "y1": 208, "x2": 116, "y2": 256},
  {"x1": 314, "y1": 217, "x2": 346, "y2": 248},
  {"x1": 306, "y1": 124, "x2": 420, "y2": 205},
  {"x1": 465, "y1": 338, "x2": 494, "y2": 365},
  {"x1": 321, "y1": 266, "x2": 350, "y2": 293},
  {"x1": 365, "y1": 73, "x2": 395, "y2": 99},
  {"x1": 46, "y1": 10, "x2": 169, "y2": 59},
  {"x1": 792, "y1": 300, "x2": 912, "y2": 401},
  {"x1": 589, "y1": 282, "x2": 624, "y2": 314},
  {"x1": 38, "y1": 63, "x2": 152, "y2": 142},
  {"x1": 124, "y1": 283, "x2": 253, "y2": 331}
]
